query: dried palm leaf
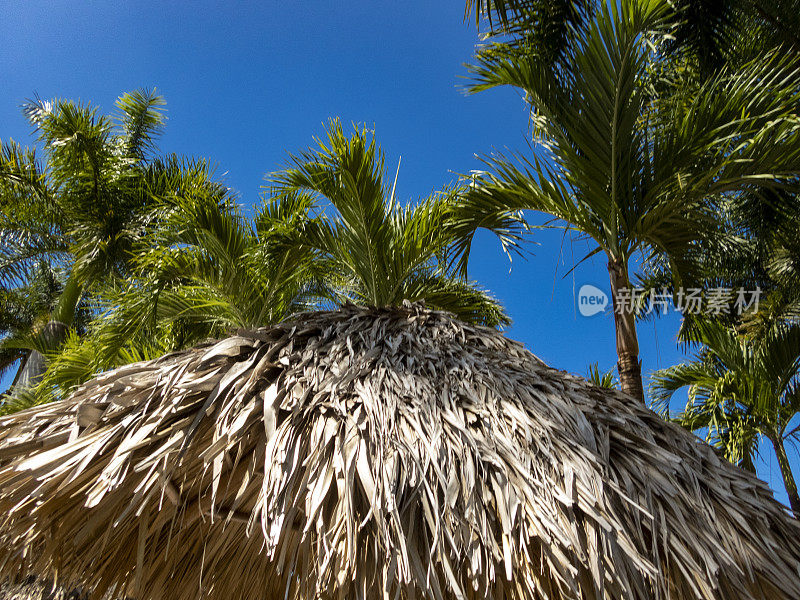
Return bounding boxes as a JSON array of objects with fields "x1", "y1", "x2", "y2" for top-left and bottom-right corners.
[{"x1": 0, "y1": 304, "x2": 798, "y2": 600}]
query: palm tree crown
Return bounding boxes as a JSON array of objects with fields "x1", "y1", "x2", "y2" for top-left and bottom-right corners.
[
  {"x1": 652, "y1": 320, "x2": 800, "y2": 514},
  {"x1": 0, "y1": 89, "x2": 219, "y2": 395},
  {"x1": 270, "y1": 120, "x2": 519, "y2": 327},
  {"x1": 465, "y1": 0, "x2": 800, "y2": 400}
]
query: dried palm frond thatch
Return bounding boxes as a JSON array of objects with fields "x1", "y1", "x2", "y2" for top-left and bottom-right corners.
[
  {"x1": 0, "y1": 304, "x2": 798, "y2": 600},
  {"x1": 0, "y1": 578, "x2": 86, "y2": 600}
]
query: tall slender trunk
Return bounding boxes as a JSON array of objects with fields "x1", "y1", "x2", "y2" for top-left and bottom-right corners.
[
  {"x1": 608, "y1": 257, "x2": 644, "y2": 402},
  {"x1": 8, "y1": 274, "x2": 82, "y2": 395},
  {"x1": 12, "y1": 348, "x2": 48, "y2": 392},
  {"x1": 52, "y1": 272, "x2": 83, "y2": 327},
  {"x1": 772, "y1": 435, "x2": 800, "y2": 516}
]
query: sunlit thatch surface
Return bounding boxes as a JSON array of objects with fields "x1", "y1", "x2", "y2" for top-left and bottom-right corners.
[{"x1": 0, "y1": 304, "x2": 798, "y2": 600}]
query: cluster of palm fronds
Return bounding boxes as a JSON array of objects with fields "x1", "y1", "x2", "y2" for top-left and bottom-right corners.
[
  {"x1": 0, "y1": 89, "x2": 227, "y2": 407},
  {"x1": 1, "y1": 103, "x2": 524, "y2": 412}
]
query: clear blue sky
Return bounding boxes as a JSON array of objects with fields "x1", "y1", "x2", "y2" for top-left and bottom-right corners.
[{"x1": 1, "y1": 0, "x2": 796, "y2": 506}]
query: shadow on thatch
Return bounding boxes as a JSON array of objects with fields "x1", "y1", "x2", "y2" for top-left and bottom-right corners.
[
  {"x1": 0, "y1": 304, "x2": 798, "y2": 600},
  {"x1": 0, "y1": 578, "x2": 86, "y2": 600}
]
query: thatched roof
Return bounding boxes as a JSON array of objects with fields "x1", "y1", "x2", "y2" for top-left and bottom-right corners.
[
  {"x1": 0, "y1": 578, "x2": 86, "y2": 600},
  {"x1": 0, "y1": 304, "x2": 798, "y2": 600}
]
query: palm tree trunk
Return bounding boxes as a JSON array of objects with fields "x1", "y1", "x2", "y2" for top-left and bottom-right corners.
[
  {"x1": 52, "y1": 272, "x2": 83, "y2": 328},
  {"x1": 9, "y1": 274, "x2": 82, "y2": 395},
  {"x1": 608, "y1": 258, "x2": 644, "y2": 402},
  {"x1": 772, "y1": 435, "x2": 800, "y2": 516},
  {"x1": 12, "y1": 347, "x2": 49, "y2": 392}
]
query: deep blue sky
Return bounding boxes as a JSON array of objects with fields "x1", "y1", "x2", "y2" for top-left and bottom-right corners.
[{"x1": 1, "y1": 0, "x2": 796, "y2": 506}]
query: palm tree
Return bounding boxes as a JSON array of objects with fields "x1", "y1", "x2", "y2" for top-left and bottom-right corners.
[
  {"x1": 651, "y1": 320, "x2": 800, "y2": 515},
  {"x1": 268, "y1": 120, "x2": 521, "y2": 327},
  {"x1": 0, "y1": 89, "x2": 215, "y2": 393},
  {"x1": 464, "y1": 0, "x2": 800, "y2": 400}
]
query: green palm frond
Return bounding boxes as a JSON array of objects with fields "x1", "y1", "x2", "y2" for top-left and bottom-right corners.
[
  {"x1": 0, "y1": 139, "x2": 49, "y2": 199},
  {"x1": 465, "y1": 0, "x2": 596, "y2": 72},
  {"x1": 268, "y1": 120, "x2": 515, "y2": 325},
  {"x1": 115, "y1": 88, "x2": 166, "y2": 160},
  {"x1": 0, "y1": 140, "x2": 65, "y2": 285},
  {"x1": 587, "y1": 362, "x2": 618, "y2": 389},
  {"x1": 466, "y1": 0, "x2": 798, "y2": 76}
]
